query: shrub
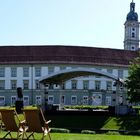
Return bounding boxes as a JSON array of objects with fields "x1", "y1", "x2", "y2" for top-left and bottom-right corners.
[
  {"x1": 124, "y1": 130, "x2": 140, "y2": 136},
  {"x1": 51, "y1": 128, "x2": 70, "y2": 133},
  {"x1": 81, "y1": 130, "x2": 96, "y2": 134},
  {"x1": 106, "y1": 131, "x2": 120, "y2": 135},
  {"x1": 64, "y1": 105, "x2": 108, "y2": 110}
]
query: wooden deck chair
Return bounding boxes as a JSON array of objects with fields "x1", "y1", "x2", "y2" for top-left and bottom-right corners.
[
  {"x1": 0, "y1": 109, "x2": 28, "y2": 139},
  {"x1": 23, "y1": 108, "x2": 51, "y2": 140},
  {"x1": 0, "y1": 112, "x2": 4, "y2": 131}
]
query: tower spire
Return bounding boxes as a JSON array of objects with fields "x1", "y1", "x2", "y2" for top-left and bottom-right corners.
[
  {"x1": 124, "y1": 1, "x2": 139, "y2": 51},
  {"x1": 130, "y1": 0, "x2": 135, "y2": 12}
]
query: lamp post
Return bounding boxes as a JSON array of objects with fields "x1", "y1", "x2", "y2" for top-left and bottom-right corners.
[{"x1": 15, "y1": 87, "x2": 23, "y2": 114}]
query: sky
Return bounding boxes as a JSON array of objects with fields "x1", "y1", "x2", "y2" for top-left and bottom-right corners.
[{"x1": 0, "y1": 0, "x2": 140, "y2": 49}]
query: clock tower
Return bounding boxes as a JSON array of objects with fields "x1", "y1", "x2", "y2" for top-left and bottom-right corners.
[{"x1": 124, "y1": 1, "x2": 139, "y2": 51}]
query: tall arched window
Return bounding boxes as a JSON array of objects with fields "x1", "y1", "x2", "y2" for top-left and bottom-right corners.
[{"x1": 132, "y1": 32, "x2": 135, "y2": 38}]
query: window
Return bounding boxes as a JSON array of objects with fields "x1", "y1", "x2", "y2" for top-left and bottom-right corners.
[
  {"x1": 23, "y1": 80, "x2": 29, "y2": 89},
  {"x1": 23, "y1": 67, "x2": 29, "y2": 77},
  {"x1": 0, "y1": 68, "x2": 5, "y2": 77},
  {"x1": 11, "y1": 80, "x2": 17, "y2": 89},
  {"x1": 35, "y1": 67, "x2": 41, "y2": 77},
  {"x1": 95, "y1": 81, "x2": 101, "y2": 90},
  {"x1": 83, "y1": 96, "x2": 88, "y2": 105},
  {"x1": 11, "y1": 96, "x2": 17, "y2": 106},
  {"x1": 49, "y1": 84, "x2": 54, "y2": 89},
  {"x1": 106, "y1": 96, "x2": 111, "y2": 106},
  {"x1": 48, "y1": 96, "x2": 54, "y2": 104},
  {"x1": 95, "y1": 68, "x2": 102, "y2": 71},
  {"x1": 55, "y1": 84, "x2": 58, "y2": 88},
  {"x1": 107, "y1": 69, "x2": 113, "y2": 74},
  {"x1": 35, "y1": 80, "x2": 41, "y2": 89},
  {"x1": 62, "y1": 83, "x2": 65, "y2": 89},
  {"x1": 60, "y1": 66, "x2": 65, "y2": 71},
  {"x1": 36, "y1": 96, "x2": 42, "y2": 105},
  {"x1": 132, "y1": 32, "x2": 135, "y2": 38},
  {"x1": 23, "y1": 96, "x2": 29, "y2": 106},
  {"x1": 0, "y1": 96, "x2": 5, "y2": 106},
  {"x1": 60, "y1": 95, "x2": 65, "y2": 104},
  {"x1": 11, "y1": 68, "x2": 17, "y2": 77},
  {"x1": 92, "y1": 94, "x2": 102, "y2": 106},
  {"x1": 0, "y1": 80, "x2": 5, "y2": 90},
  {"x1": 71, "y1": 80, "x2": 77, "y2": 89},
  {"x1": 106, "y1": 81, "x2": 112, "y2": 90},
  {"x1": 83, "y1": 80, "x2": 89, "y2": 89},
  {"x1": 119, "y1": 95, "x2": 123, "y2": 105},
  {"x1": 118, "y1": 69, "x2": 123, "y2": 79},
  {"x1": 48, "y1": 66, "x2": 54, "y2": 74},
  {"x1": 71, "y1": 96, "x2": 77, "y2": 105}
]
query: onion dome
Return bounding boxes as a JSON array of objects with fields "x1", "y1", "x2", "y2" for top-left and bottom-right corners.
[{"x1": 126, "y1": 1, "x2": 138, "y2": 21}]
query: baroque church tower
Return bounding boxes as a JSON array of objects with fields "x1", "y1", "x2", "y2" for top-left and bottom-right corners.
[{"x1": 124, "y1": 1, "x2": 139, "y2": 51}]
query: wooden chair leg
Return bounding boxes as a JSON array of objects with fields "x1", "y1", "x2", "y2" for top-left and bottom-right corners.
[
  {"x1": 22, "y1": 130, "x2": 28, "y2": 140},
  {"x1": 48, "y1": 132, "x2": 51, "y2": 140}
]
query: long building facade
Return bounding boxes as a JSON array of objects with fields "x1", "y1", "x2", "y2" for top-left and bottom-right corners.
[
  {"x1": 0, "y1": 1, "x2": 139, "y2": 107},
  {"x1": 0, "y1": 46, "x2": 138, "y2": 106}
]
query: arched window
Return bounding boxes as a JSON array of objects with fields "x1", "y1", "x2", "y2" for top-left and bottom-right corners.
[{"x1": 132, "y1": 32, "x2": 135, "y2": 38}]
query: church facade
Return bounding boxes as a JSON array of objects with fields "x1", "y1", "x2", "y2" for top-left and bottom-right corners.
[{"x1": 0, "y1": 1, "x2": 139, "y2": 107}]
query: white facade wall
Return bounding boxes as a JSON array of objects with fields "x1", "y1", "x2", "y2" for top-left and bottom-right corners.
[
  {"x1": 89, "y1": 80, "x2": 94, "y2": 89},
  {"x1": 0, "y1": 64, "x2": 129, "y2": 106},
  {"x1": 101, "y1": 80, "x2": 106, "y2": 90},
  {"x1": 5, "y1": 67, "x2": 11, "y2": 89},
  {"x1": 65, "y1": 80, "x2": 71, "y2": 89},
  {"x1": 0, "y1": 64, "x2": 128, "y2": 90},
  {"x1": 123, "y1": 70, "x2": 129, "y2": 80},
  {"x1": 42, "y1": 66, "x2": 48, "y2": 77},
  {"x1": 54, "y1": 66, "x2": 60, "y2": 72},
  {"x1": 77, "y1": 80, "x2": 83, "y2": 90}
]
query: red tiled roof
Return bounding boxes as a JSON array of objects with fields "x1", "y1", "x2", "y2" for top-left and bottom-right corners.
[{"x1": 0, "y1": 45, "x2": 138, "y2": 66}]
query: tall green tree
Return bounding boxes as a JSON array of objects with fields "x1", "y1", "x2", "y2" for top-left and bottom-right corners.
[{"x1": 125, "y1": 55, "x2": 140, "y2": 103}]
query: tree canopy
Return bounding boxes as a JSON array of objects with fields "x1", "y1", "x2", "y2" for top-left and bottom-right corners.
[{"x1": 125, "y1": 55, "x2": 140, "y2": 103}]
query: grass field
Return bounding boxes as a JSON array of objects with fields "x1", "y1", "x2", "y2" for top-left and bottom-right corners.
[
  {"x1": 1, "y1": 132, "x2": 140, "y2": 140},
  {"x1": 51, "y1": 133, "x2": 140, "y2": 140},
  {"x1": 1, "y1": 106, "x2": 140, "y2": 139}
]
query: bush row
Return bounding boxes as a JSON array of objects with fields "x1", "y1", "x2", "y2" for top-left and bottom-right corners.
[
  {"x1": 64, "y1": 105, "x2": 108, "y2": 110},
  {"x1": 51, "y1": 128, "x2": 140, "y2": 136},
  {"x1": 124, "y1": 130, "x2": 140, "y2": 136},
  {"x1": 51, "y1": 128, "x2": 70, "y2": 133}
]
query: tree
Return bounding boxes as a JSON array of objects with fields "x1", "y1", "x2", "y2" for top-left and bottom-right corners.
[{"x1": 125, "y1": 55, "x2": 140, "y2": 103}]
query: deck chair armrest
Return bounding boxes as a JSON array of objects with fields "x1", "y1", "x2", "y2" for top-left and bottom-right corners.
[
  {"x1": 44, "y1": 120, "x2": 51, "y2": 132},
  {"x1": 44, "y1": 120, "x2": 51, "y2": 127},
  {"x1": 45, "y1": 120, "x2": 51, "y2": 124},
  {"x1": 19, "y1": 120, "x2": 26, "y2": 127}
]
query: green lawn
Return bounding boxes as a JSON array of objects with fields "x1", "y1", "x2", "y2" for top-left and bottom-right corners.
[
  {"x1": 51, "y1": 133, "x2": 140, "y2": 140},
  {"x1": 0, "y1": 132, "x2": 140, "y2": 140},
  {"x1": 1, "y1": 106, "x2": 140, "y2": 139}
]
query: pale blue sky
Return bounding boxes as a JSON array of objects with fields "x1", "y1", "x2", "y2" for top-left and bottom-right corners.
[{"x1": 0, "y1": 0, "x2": 139, "y2": 49}]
